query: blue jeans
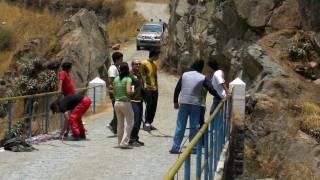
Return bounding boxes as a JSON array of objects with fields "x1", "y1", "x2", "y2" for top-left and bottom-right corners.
[
  {"x1": 171, "y1": 104, "x2": 202, "y2": 151},
  {"x1": 130, "y1": 102, "x2": 143, "y2": 141}
]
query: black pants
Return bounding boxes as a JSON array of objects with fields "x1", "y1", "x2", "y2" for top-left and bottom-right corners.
[
  {"x1": 109, "y1": 92, "x2": 117, "y2": 133},
  {"x1": 130, "y1": 101, "x2": 143, "y2": 141},
  {"x1": 144, "y1": 89, "x2": 158, "y2": 124}
]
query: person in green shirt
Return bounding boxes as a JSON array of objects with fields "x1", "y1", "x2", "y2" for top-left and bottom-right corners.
[
  {"x1": 129, "y1": 60, "x2": 145, "y2": 146},
  {"x1": 113, "y1": 63, "x2": 134, "y2": 149}
]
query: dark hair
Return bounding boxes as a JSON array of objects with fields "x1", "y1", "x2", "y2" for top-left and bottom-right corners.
[
  {"x1": 50, "y1": 99, "x2": 60, "y2": 113},
  {"x1": 190, "y1": 60, "x2": 204, "y2": 72},
  {"x1": 112, "y1": 52, "x2": 123, "y2": 63},
  {"x1": 149, "y1": 49, "x2": 160, "y2": 58},
  {"x1": 62, "y1": 62, "x2": 72, "y2": 71},
  {"x1": 207, "y1": 60, "x2": 219, "y2": 70},
  {"x1": 119, "y1": 62, "x2": 129, "y2": 80}
]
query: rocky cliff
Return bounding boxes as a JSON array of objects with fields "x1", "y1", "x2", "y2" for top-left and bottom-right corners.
[
  {"x1": 165, "y1": 0, "x2": 320, "y2": 179},
  {"x1": 2, "y1": 8, "x2": 109, "y2": 96}
]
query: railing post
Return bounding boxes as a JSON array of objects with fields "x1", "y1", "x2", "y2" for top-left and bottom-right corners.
[
  {"x1": 219, "y1": 109, "x2": 223, "y2": 154},
  {"x1": 221, "y1": 107, "x2": 225, "y2": 149},
  {"x1": 214, "y1": 118, "x2": 218, "y2": 172},
  {"x1": 229, "y1": 78, "x2": 246, "y2": 118},
  {"x1": 44, "y1": 95, "x2": 49, "y2": 133},
  {"x1": 224, "y1": 100, "x2": 229, "y2": 142},
  {"x1": 93, "y1": 86, "x2": 96, "y2": 113},
  {"x1": 184, "y1": 154, "x2": 191, "y2": 180},
  {"x1": 196, "y1": 139, "x2": 202, "y2": 180},
  {"x1": 209, "y1": 121, "x2": 214, "y2": 179},
  {"x1": 204, "y1": 129, "x2": 209, "y2": 180},
  {"x1": 27, "y1": 98, "x2": 33, "y2": 143},
  {"x1": 7, "y1": 100, "x2": 13, "y2": 139}
]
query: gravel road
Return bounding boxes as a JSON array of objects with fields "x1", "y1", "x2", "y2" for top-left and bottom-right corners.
[{"x1": 0, "y1": 2, "x2": 184, "y2": 180}]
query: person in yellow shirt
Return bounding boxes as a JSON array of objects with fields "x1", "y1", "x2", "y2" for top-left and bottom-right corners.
[{"x1": 140, "y1": 49, "x2": 160, "y2": 131}]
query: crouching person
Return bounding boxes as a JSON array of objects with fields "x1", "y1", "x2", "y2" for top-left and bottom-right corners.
[{"x1": 50, "y1": 94, "x2": 91, "y2": 140}]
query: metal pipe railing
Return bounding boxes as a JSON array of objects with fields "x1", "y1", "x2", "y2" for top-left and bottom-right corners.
[
  {"x1": 0, "y1": 85, "x2": 101, "y2": 143},
  {"x1": 164, "y1": 95, "x2": 233, "y2": 180}
]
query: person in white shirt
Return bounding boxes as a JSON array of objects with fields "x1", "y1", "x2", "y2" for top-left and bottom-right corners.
[
  {"x1": 207, "y1": 60, "x2": 229, "y2": 114},
  {"x1": 107, "y1": 52, "x2": 123, "y2": 134}
]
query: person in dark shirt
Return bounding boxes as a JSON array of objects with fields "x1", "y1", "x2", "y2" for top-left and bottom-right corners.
[
  {"x1": 50, "y1": 94, "x2": 91, "y2": 140},
  {"x1": 129, "y1": 60, "x2": 145, "y2": 146}
]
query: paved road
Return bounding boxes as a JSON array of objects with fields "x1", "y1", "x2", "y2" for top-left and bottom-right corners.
[{"x1": 0, "y1": 2, "x2": 184, "y2": 180}]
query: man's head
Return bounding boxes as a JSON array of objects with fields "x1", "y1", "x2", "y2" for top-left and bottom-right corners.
[
  {"x1": 207, "y1": 59, "x2": 219, "y2": 71},
  {"x1": 62, "y1": 62, "x2": 72, "y2": 72},
  {"x1": 131, "y1": 59, "x2": 141, "y2": 73},
  {"x1": 190, "y1": 60, "x2": 205, "y2": 73},
  {"x1": 112, "y1": 52, "x2": 124, "y2": 66},
  {"x1": 50, "y1": 99, "x2": 61, "y2": 113},
  {"x1": 149, "y1": 49, "x2": 160, "y2": 61}
]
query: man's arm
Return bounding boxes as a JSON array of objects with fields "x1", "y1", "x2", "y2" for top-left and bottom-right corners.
[
  {"x1": 203, "y1": 77, "x2": 221, "y2": 99},
  {"x1": 107, "y1": 66, "x2": 117, "y2": 91},
  {"x1": 222, "y1": 83, "x2": 230, "y2": 95},
  {"x1": 173, "y1": 77, "x2": 182, "y2": 109},
  {"x1": 108, "y1": 77, "x2": 115, "y2": 90}
]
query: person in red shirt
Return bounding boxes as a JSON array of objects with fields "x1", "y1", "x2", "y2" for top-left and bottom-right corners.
[
  {"x1": 58, "y1": 62, "x2": 76, "y2": 138},
  {"x1": 58, "y1": 62, "x2": 75, "y2": 96}
]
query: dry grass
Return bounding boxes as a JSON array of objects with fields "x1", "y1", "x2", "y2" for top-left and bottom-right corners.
[
  {"x1": 0, "y1": 51, "x2": 12, "y2": 76},
  {"x1": 107, "y1": 1, "x2": 145, "y2": 44},
  {"x1": 136, "y1": 0, "x2": 169, "y2": 3},
  {"x1": 299, "y1": 102, "x2": 320, "y2": 129},
  {"x1": 0, "y1": 2, "x2": 62, "y2": 75},
  {"x1": 279, "y1": 163, "x2": 315, "y2": 180}
]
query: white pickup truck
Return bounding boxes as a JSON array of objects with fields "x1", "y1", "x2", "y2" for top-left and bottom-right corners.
[{"x1": 136, "y1": 21, "x2": 168, "y2": 50}]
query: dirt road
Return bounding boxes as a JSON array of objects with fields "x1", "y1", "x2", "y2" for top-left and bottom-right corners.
[{"x1": 0, "y1": 2, "x2": 183, "y2": 180}]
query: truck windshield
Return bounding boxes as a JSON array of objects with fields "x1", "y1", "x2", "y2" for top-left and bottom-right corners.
[{"x1": 141, "y1": 24, "x2": 162, "y2": 32}]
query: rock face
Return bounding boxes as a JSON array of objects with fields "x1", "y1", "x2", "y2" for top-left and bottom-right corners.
[
  {"x1": 165, "y1": 0, "x2": 320, "y2": 178},
  {"x1": 52, "y1": 9, "x2": 109, "y2": 88}
]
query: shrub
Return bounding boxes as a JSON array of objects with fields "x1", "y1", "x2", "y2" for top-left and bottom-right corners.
[
  {"x1": 299, "y1": 101, "x2": 320, "y2": 142},
  {"x1": 37, "y1": 70, "x2": 57, "y2": 92},
  {"x1": 0, "y1": 27, "x2": 13, "y2": 51}
]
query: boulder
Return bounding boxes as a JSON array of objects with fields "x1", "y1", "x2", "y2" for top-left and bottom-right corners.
[
  {"x1": 216, "y1": 1, "x2": 247, "y2": 39},
  {"x1": 53, "y1": 9, "x2": 109, "y2": 88},
  {"x1": 234, "y1": 0, "x2": 275, "y2": 28},
  {"x1": 297, "y1": 0, "x2": 320, "y2": 32},
  {"x1": 268, "y1": 0, "x2": 302, "y2": 30}
]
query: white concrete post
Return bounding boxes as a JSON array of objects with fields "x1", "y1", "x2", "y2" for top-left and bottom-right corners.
[
  {"x1": 88, "y1": 77, "x2": 106, "y2": 112},
  {"x1": 229, "y1": 78, "x2": 246, "y2": 118}
]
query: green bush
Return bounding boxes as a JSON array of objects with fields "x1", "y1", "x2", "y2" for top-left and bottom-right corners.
[{"x1": 0, "y1": 27, "x2": 13, "y2": 51}]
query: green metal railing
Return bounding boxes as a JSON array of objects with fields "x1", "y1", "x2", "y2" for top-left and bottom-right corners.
[
  {"x1": 164, "y1": 95, "x2": 233, "y2": 180},
  {"x1": 0, "y1": 85, "x2": 101, "y2": 142}
]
